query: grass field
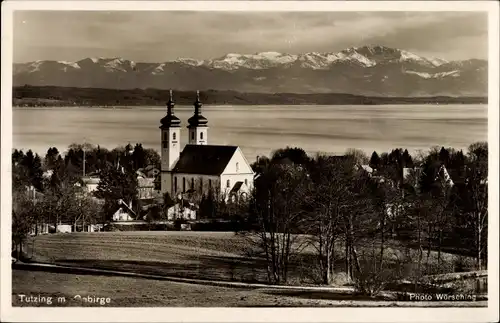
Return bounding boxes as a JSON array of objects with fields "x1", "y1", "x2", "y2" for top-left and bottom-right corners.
[
  {"x1": 12, "y1": 231, "x2": 486, "y2": 307},
  {"x1": 27, "y1": 231, "x2": 276, "y2": 284},
  {"x1": 12, "y1": 270, "x2": 486, "y2": 307},
  {"x1": 24, "y1": 231, "x2": 475, "y2": 285}
]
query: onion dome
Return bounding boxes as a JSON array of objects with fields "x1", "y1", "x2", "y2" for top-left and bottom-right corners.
[
  {"x1": 160, "y1": 90, "x2": 181, "y2": 128},
  {"x1": 187, "y1": 90, "x2": 208, "y2": 128}
]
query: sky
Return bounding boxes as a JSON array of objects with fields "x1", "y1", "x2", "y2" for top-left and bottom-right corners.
[{"x1": 13, "y1": 11, "x2": 488, "y2": 63}]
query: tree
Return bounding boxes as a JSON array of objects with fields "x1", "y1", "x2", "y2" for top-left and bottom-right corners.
[
  {"x1": 72, "y1": 193, "x2": 103, "y2": 232},
  {"x1": 305, "y1": 154, "x2": 356, "y2": 284},
  {"x1": 345, "y1": 148, "x2": 369, "y2": 165},
  {"x1": 12, "y1": 150, "x2": 29, "y2": 192},
  {"x1": 94, "y1": 164, "x2": 138, "y2": 221},
  {"x1": 132, "y1": 143, "x2": 146, "y2": 170},
  {"x1": 143, "y1": 148, "x2": 161, "y2": 169},
  {"x1": 369, "y1": 151, "x2": 381, "y2": 170},
  {"x1": 12, "y1": 149, "x2": 25, "y2": 166},
  {"x1": 245, "y1": 163, "x2": 309, "y2": 284},
  {"x1": 251, "y1": 156, "x2": 270, "y2": 175},
  {"x1": 271, "y1": 147, "x2": 310, "y2": 166},
  {"x1": 44, "y1": 147, "x2": 60, "y2": 170},
  {"x1": 12, "y1": 188, "x2": 40, "y2": 260},
  {"x1": 461, "y1": 142, "x2": 488, "y2": 270},
  {"x1": 402, "y1": 149, "x2": 414, "y2": 168},
  {"x1": 17, "y1": 150, "x2": 44, "y2": 191}
]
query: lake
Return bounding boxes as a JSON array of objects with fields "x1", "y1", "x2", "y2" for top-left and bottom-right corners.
[{"x1": 13, "y1": 105, "x2": 488, "y2": 161}]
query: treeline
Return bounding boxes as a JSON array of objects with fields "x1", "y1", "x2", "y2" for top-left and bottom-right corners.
[
  {"x1": 234, "y1": 144, "x2": 488, "y2": 289},
  {"x1": 12, "y1": 143, "x2": 160, "y2": 193},
  {"x1": 13, "y1": 85, "x2": 488, "y2": 106}
]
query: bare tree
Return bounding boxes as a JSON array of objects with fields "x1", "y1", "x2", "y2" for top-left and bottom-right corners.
[
  {"x1": 304, "y1": 154, "x2": 354, "y2": 284},
  {"x1": 345, "y1": 148, "x2": 369, "y2": 165},
  {"x1": 464, "y1": 142, "x2": 488, "y2": 270},
  {"x1": 246, "y1": 163, "x2": 309, "y2": 284},
  {"x1": 12, "y1": 189, "x2": 40, "y2": 260}
]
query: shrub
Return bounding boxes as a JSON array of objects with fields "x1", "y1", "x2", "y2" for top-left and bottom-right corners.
[
  {"x1": 453, "y1": 255, "x2": 476, "y2": 272},
  {"x1": 354, "y1": 270, "x2": 391, "y2": 297}
]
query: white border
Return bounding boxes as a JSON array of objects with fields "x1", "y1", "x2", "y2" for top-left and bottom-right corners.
[{"x1": 1, "y1": 2, "x2": 499, "y2": 323}]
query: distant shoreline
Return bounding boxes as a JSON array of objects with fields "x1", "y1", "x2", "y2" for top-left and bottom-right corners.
[{"x1": 13, "y1": 85, "x2": 488, "y2": 107}]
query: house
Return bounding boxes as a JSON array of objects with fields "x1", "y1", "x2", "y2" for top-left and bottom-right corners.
[
  {"x1": 166, "y1": 203, "x2": 197, "y2": 221},
  {"x1": 80, "y1": 171, "x2": 160, "y2": 200},
  {"x1": 81, "y1": 175, "x2": 100, "y2": 193},
  {"x1": 112, "y1": 199, "x2": 136, "y2": 221},
  {"x1": 137, "y1": 165, "x2": 160, "y2": 178},
  {"x1": 137, "y1": 175, "x2": 159, "y2": 199},
  {"x1": 159, "y1": 91, "x2": 254, "y2": 201},
  {"x1": 25, "y1": 185, "x2": 45, "y2": 202}
]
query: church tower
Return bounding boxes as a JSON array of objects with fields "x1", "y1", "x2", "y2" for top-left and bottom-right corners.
[
  {"x1": 159, "y1": 90, "x2": 181, "y2": 195},
  {"x1": 187, "y1": 90, "x2": 208, "y2": 145}
]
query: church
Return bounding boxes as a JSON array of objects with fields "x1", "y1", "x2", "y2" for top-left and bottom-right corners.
[{"x1": 159, "y1": 91, "x2": 254, "y2": 201}]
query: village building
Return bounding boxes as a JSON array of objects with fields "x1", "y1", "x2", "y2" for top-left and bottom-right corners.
[
  {"x1": 80, "y1": 169, "x2": 160, "y2": 200},
  {"x1": 159, "y1": 91, "x2": 254, "y2": 202},
  {"x1": 112, "y1": 199, "x2": 137, "y2": 221},
  {"x1": 81, "y1": 174, "x2": 101, "y2": 193}
]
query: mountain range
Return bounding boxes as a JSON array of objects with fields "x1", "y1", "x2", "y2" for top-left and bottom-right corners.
[{"x1": 13, "y1": 45, "x2": 488, "y2": 97}]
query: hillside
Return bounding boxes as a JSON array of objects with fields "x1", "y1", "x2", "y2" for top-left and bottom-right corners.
[{"x1": 12, "y1": 86, "x2": 487, "y2": 107}]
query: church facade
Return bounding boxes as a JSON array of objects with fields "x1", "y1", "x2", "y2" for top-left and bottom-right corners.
[{"x1": 159, "y1": 91, "x2": 254, "y2": 200}]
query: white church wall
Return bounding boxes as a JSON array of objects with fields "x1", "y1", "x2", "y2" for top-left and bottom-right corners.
[
  {"x1": 172, "y1": 173, "x2": 220, "y2": 196},
  {"x1": 222, "y1": 148, "x2": 254, "y2": 175},
  {"x1": 220, "y1": 173, "x2": 254, "y2": 196},
  {"x1": 220, "y1": 147, "x2": 254, "y2": 196}
]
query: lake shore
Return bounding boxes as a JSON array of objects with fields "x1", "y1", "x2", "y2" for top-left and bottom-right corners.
[{"x1": 13, "y1": 86, "x2": 488, "y2": 107}]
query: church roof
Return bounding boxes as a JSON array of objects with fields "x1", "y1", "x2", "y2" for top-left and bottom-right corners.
[{"x1": 172, "y1": 145, "x2": 238, "y2": 175}]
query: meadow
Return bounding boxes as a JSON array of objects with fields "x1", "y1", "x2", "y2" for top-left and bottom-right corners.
[
  {"x1": 12, "y1": 231, "x2": 487, "y2": 307},
  {"x1": 24, "y1": 231, "x2": 480, "y2": 288}
]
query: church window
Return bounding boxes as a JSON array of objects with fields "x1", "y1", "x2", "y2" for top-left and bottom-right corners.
[
  {"x1": 163, "y1": 142, "x2": 167, "y2": 149},
  {"x1": 191, "y1": 178, "x2": 194, "y2": 189},
  {"x1": 174, "y1": 177, "x2": 178, "y2": 192},
  {"x1": 245, "y1": 179, "x2": 248, "y2": 186},
  {"x1": 183, "y1": 177, "x2": 186, "y2": 192},
  {"x1": 191, "y1": 132, "x2": 195, "y2": 141},
  {"x1": 227, "y1": 179, "x2": 231, "y2": 188},
  {"x1": 173, "y1": 133, "x2": 176, "y2": 140},
  {"x1": 236, "y1": 162, "x2": 239, "y2": 172},
  {"x1": 200, "y1": 132, "x2": 204, "y2": 140},
  {"x1": 163, "y1": 132, "x2": 167, "y2": 141}
]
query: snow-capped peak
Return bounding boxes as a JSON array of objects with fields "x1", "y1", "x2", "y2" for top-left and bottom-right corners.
[
  {"x1": 17, "y1": 46, "x2": 456, "y2": 74},
  {"x1": 254, "y1": 51, "x2": 283, "y2": 58},
  {"x1": 399, "y1": 50, "x2": 424, "y2": 62},
  {"x1": 174, "y1": 58, "x2": 204, "y2": 66},
  {"x1": 103, "y1": 58, "x2": 131, "y2": 72},
  {"x1": 404, "y1": 69, "x2": 460, "y2": 79},
  {"x1": 57, "y1": 61, "x2": 81, "y2": 69},
  {"x1": 426, "y1": 57, "x2": 449, "y2": 67},
  {"x1": 90, "y1": 57, "x2": 106, "y2": 63}
]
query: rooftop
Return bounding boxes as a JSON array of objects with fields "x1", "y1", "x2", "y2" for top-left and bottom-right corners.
[{"x1": 172, "y1": 144, "x2": 238, "y2": 175}]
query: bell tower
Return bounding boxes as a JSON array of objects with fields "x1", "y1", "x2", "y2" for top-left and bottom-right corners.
[
  {"x1": 159, "y1": 90, "x2": 181, "y2": 195},
  {"x1": 187, "y1": 90, "x2": 208, "y2": 145}
]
